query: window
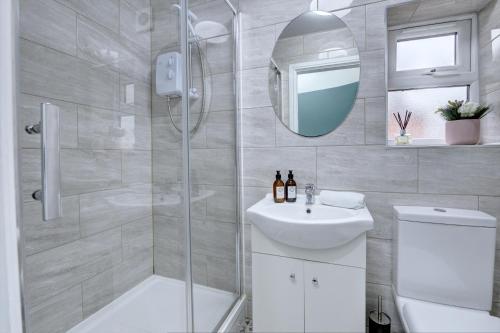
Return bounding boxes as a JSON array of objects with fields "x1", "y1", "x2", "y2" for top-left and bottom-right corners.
[{"x1": 387, "y1": 16, "x2": 478, "y2": 144}]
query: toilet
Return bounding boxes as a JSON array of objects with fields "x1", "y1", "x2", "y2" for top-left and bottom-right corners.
[{"x1": 392, "y1": 206, "x2": 500, "y2": 332}]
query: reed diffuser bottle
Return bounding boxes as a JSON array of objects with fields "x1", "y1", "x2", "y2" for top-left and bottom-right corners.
[{"x1": 393, "y1": 110, "x2": 412, "y2": 145}]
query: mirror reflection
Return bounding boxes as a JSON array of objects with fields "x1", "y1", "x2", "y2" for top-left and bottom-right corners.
[{"x1": 269, "y1": 11, "x2": 360, "y2": 137}]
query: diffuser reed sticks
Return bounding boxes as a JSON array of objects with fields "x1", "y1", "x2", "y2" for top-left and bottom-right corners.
[
  {"x1": 393, "y1": 110, "x2": 412, "y2": 133},
  {"x1": 393, "y1": 110, "x2": 412, "y2": 145}
]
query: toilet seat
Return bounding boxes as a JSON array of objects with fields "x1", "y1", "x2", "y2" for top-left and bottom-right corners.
[{"x1": 393, "y1": 290, "x2": 500, "y2": 333}]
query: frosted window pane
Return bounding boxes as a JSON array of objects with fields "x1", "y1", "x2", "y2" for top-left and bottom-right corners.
[
  {"x1": 396, "y1": 34, "x2": 456, "y2": 71},
  {"x1": 388, "y1": 86, "x2": 468, "y2": 141}
]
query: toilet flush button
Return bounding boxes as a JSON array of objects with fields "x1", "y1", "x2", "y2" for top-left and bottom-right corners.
[{"x1": 434, "y1": 208, "x2": 447, "y2": 213}]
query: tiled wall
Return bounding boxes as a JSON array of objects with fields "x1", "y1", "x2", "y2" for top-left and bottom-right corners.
[
  {"x1": 150, "y1": 0, "x2": 239, "y2": 293},
  {"x1": 239, "y1": 0, "x2": 500, "y2": 331},
  {"x1": 480, "y1": 0, "x2": 500, "y2": 143},
  {"x1": 19, "y1": 0, "x2": 153, "y2": 332}
]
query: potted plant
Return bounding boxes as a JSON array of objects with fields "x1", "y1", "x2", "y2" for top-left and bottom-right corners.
[{"x1": 435, "y1": 100, "x2": 491, "y2": 145}]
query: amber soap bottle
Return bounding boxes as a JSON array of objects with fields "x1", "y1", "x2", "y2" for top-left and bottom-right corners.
[
  {"x1": 273, "y1": 171, "x2": 285, "y2": 203},
  {"x1": 285, "y1": 170, "x2": 297, "y2": 202}
]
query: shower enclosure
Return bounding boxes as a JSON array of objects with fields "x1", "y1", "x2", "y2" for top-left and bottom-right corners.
[{"x1": 15, "y1": 0, "x2": 243, "y2": 332}]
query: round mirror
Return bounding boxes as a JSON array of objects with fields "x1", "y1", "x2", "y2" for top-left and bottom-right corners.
[{"x1": 269, "y1": 11, "x2": 360, "y2": 137}]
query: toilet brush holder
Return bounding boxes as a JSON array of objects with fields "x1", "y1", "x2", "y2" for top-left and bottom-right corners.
[{"x1": 369, "y1": 296, "x2": 391, "y2": 333}]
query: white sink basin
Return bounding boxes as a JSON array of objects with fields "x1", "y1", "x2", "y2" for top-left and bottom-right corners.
[{"x1": 247, "y1": 194, "x2": 374, "y2": 249}]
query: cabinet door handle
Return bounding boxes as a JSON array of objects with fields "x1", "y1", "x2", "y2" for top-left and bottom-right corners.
[
  {"x1": 289, "y1": 273, "x2": 295, "y2": 280},
  {"x1": 312, "y1": 277, "x2": 319, "y2": 286}
]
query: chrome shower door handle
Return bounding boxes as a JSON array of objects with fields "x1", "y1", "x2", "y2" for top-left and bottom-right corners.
[{"x1": 40, "y1": 103, "x2": 62, "y2": 221}]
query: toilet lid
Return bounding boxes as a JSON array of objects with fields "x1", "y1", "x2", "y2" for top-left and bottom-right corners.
[{"x1": 403, "y1": 300, "x2": 500, "y2": 332}]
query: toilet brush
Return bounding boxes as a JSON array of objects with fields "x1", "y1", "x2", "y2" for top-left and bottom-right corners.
[{"x1": 369, "y1": 296, "x2": 391, "y2": 333}]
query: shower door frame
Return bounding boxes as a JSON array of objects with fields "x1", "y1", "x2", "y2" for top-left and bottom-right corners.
[
  {"x1": 0, "y1": 0, "x2": 25, "y2": 332},
  {"x1": 179, "y1": 0, "x2": 245, "y2": 332}
]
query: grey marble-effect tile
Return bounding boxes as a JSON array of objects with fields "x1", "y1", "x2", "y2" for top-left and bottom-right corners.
[
  {"x1": 241, "y1": 67, "x2": 272, "y2": 109},
  {"x1": 23, "y1": 196, "x2": 80, "y2": 255},
  {"x1": 275, "y1": 99, "x2": 365, "y2": 146},
  {"x1": 210, "y1": 72, "x2": 236, "y2": 111},
  {"x1": 317, "y1": 146, "x2": 418, "y2": 193},
  {"x1": 153, "y1": 215, "x2": 184, "y2": 250},
  {"x1": 479, "y1": 196, "x2": 500, "y2": 249},
  {"x1": 191, "y1": 148, "x2": 236, "y2": 186},
  {"x1": 119, "y1": 37, "x2": 152, "y2": 83},
  {"x1": 152, "y1": 183, "x2": 206, "y2": 219},
  {"x1": 358, "y1": 49, "x2": 386, "y2": 98},
  {"x1": 242, "y1": 186, "x2": 269, "y2": 223},
  {"x1": 18, "y1": 94, "x2": 78, "y2": 149},
  {"x1": 77, "y1": 105, "x2": 151, "y2": 150},
  {"x1": 242, "y1": 147, "x2": 317, "y2": 187},
  {"x1": 154, "y1": 243, "x2": 208, "y2": 285},
  {"x1": 192, "y1": 218, "x2": 237, "y2": 260},
  {"x1": 152, "y1": 114, "x2": 207, "y2": 150},
  {"x1": 273, "y1": 35, "x2": 303, "y2": 61},
  {"x1": 206, "y1": 110, "x2": 236, "y2": 148},
  {"x1": 21, "y1": 149, "x2": 41, "y2": 202},
  {"x1": 418, "y1": 148, "x2": 500, "y2": 196},
  {"x1": 365, "y1": 1, "x2": 390, "y2": 51},
  {"x1": 479, "y1": 38, "x2": 500, "y2": 96},
  {"x1": 122, "y1": 216, "x2": 153, "y2": 259},
  {"x1": 206, "y1": 37, "x2": 234, "y2": 75},
  {"x1": 206, "y1": 255, "x2": 238, "y2": 292},
  {"x1": 204, "y1": 185, "x2": 238, "y2": 223},
  {"x1": 365, "y1": 192, "x2": 478, "y2": 240},
  {"x1": 242, "y1": 25, "x2": 275, "y2": 70},
  {"x1": 154, "y1": 242, "x2": 185, "y2": 280},
  {"x1": 318, "y1": 0, "x2": 381, "y2": 12},
  {"x1": 61, "y1": 149, "x2": 122, "y2": 196},
  {"x1": 77, "y1": 15, "x2": 122, "y2": 71},
  {"x1": 28, "y1": 284, "x2": 82, "y2": 333},
  {"x1": 119, "y1": 74, "x2": 152, "y2": 117},
  {"x1": 240, "y1": 0, "x2": 313, "y2": 30},
  {"x1": 367, "y1": 237, "x2": 392, "y2": 285},
  {"x1": 331, "y1": 6, "x2": 366, "y2": 51},
  {"x1": 386, "y1": 1, "x2": 419, "y2": 27},
  {"x1": 82, "y1": 248, "x2": 153, "y2": 318},
  {"x1": 479, "y1": 0, "x2": 500, "y2": 47},
  {"x1": 80, "y1": 184, "x2": 152, "y2": 237},
  {"x1": 20, "y1": 0, "x2": 77, "y2": 56},
  {"x1": 480, "y1": 89, "x2": 500, "y2": 144},
  {"x1": 365, "y1": 96, "x2": 387, "y2": 145},
  {"x1": 55, "y1": 0, "x2": 120, "y2": 33},
  {"x1": 120, "y1": 0, "x2": 152, "y2": 53},
  {"x1": 241, "y1": 107, "x2": 277, "y2": 148},
  {"x1": 151, "y1": 0, "x2": 179, "y2": 52},
  {"x1": 366, "y1": 282, "x2": 403, "y2": 333},
  {"x1": 24, "y1": 227, "x2": 122, "y2": 308},
  {"x1": 122, "y1": 150, "x2": 152, "y2": 185},
  {"x1": 152, "y1": 149, "x2": 183, "y2": 184},
  {"x1": 81, "y1": 268, "x2": 114, "y2": 319},
  {"x1": 20, "y1": 39, "x2": 120, "y2": 110}
]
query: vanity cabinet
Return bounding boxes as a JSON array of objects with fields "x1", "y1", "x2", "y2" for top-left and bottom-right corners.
[{"x1": 252, "y1": 226, "x2": 367, "y2": 333}]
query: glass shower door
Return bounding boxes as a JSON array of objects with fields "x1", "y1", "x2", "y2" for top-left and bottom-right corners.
[{"x1": 183, "y1": 0, "x2": 241, "y2": 331}]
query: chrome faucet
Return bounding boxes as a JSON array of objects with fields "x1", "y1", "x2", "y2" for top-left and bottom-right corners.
[{"x1": 305, "y1": 184, "x2": 315, "y2": 205}]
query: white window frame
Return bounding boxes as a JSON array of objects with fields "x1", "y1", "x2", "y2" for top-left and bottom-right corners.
[
  {"x1": 288, "y1": 55, "x2": 360, "y2": 132},
  {"x1": 387, "y1": 14, "x2": 479, "y2": 101}
]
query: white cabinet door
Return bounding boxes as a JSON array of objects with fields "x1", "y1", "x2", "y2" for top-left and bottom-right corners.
[
  {"x1": 304, "y1": 261, "x2": 365, "y2": 333},
  {"x1": 252, "y1": 253, "x2": 304, "y2": 332}
]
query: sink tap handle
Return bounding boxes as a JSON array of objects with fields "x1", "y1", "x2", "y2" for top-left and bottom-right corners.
[{"x1": 305, "y1": 183, "x2": 315, "y2": 193}]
